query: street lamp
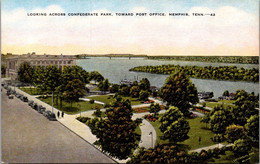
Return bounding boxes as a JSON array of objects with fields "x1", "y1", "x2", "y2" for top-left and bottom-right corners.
[{"x1": 149, "y1": 132, "x2": 153, "y2": 148}]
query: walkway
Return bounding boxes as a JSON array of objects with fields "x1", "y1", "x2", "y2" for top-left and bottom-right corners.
[
  {"x1": 9, "y1": 86, "x2": 158, "y2": 163},
  {"x1": 189, "y1": 143, "x2": 233, "y2": 153}
]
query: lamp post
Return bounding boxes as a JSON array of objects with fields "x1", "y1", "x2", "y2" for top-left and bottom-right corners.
[{"x1": 149, "y1": 132, "x2": 153, "y2": 148}]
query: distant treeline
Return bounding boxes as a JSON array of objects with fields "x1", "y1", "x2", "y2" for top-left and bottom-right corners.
[
  {"x1": 147, "y1": 56, "x2": 259, "y2": 64},
  {"x1": 129, "y1": 65, "x2": 259, "y2": 82},
  {"x1": 77, "y1": 54, "x2": 147, "y2": 58}
]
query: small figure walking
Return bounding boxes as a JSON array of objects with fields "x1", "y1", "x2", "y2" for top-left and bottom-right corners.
[
  {"x1": 199, "y1": 136, "x2": 201, "y2": 145},
  {"x1": 61, "y1": 111, "x2": 64, "y2": 118},
  {"x1": 57, "y1": 111, "x2": 60, "y2": 118}
]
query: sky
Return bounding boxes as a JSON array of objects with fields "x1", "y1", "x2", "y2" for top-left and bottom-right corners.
[{"x1": 1, "y1": 0, "x2": 259, "y2": 56}]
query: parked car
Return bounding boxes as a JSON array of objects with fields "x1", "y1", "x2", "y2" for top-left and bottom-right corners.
[
  {"x1": 8, "y1": 95, "x2": 14, "y2": 99},
  {"x1": 28, "y1": 100, "x2": 34, "y2": 107},
  {"x1": 32, "y1": 103, "x2": 38, "y2": 110},
  {"x1": 21, "y1": 96, "x2": 28, "y2": 102},
  {"x1": 38, "y1": 107, "x2": 46, "y2": 114},
  {"x1": 43, "y1": 111, "x2": 57, "y2": 121},
  {"x1": 6, "y1": 91, "x2": 11, "y2": 96}
]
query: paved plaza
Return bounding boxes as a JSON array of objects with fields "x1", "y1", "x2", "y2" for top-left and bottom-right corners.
[{"x1": 1, "y1": 88, "x2": 115, "y2": 163}]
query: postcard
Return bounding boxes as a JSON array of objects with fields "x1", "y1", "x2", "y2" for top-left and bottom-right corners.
[{"x1": 1, "y1": 0, "x2": 259, "y2": 163}]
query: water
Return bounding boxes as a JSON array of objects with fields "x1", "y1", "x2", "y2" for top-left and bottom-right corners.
[{"x1": 76, "y1": 57, "x2": 259, "y2": 98}]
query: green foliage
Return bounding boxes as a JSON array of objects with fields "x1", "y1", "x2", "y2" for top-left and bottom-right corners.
[
  {"x1": 18, "y1": 62, "x2": 34, "y2": 83},
  {"x1": 150, "y1": 103, "x2": 161, "y2": 115},
  {"x1": 139, "y1": 78, "x2": 150, "y2": 91},
  {"x1": 89, "y1": 99, "x2": 94, "y2": 104},
  {"x1": 93, "y1": 108, "x2": 102, "y2": 117},
  {"x1": 211, "y1": 134, "x2": 225, "y2": 143},
  {"x1": 147, "y1": 56, "x2": 259, "y2": 64},
  {"x1": 244, "y1": 115, "x2": 259, "y2": 144},
  {"x1": 232, "y1": 90, "x2": 258, "y2": 125},
  {"x1": 43, "y1": 65, "x2": 61, "y2": 92},
  {"x1": 1, "y1": 64, "x2": 6, "y2": 75},
  {"x1": 127, "y1": 143, "x2": 192, "y2": 163},
  {"x1": 232, "y1": 139, "x2": 252, "y2": 155},
  {"x1": 90, "y1": 97, "x2": 141, "y2": 159},
  {"x1": 63, "y1": 79, "x2": 86, "y2": 106},
  {"x1": 139, "y1": 90, "x2": 149, "y2": 101},
  {"x1": 109, "y1": 84, "x2": 119, "y2": 93},
  {"x1": 89, "y1": 71, "x2": 104, "y2": 84},
  {"x1": 159, "y1": 71, "x2": 198, "y2": 116},
  {"x1": 209, "y1": 105, "x2": 234, "y2": 133},
  {"x1": 225, "y1": 125, "x2": 246, "y2": 143},
  {"x1": 129, "y1": 86, "x2": 140, "y2": 98},
  {"x1": 159, "y1": 106, "x2": 190, "y2": 143},
  {"x1": 118, "y1": 86, "x2": 130, "y2": 96},
  {"x1": 98, "y1": 78, "x2": 110, "y2": 92},
  {"x1": 130, "y1": 64, "x2": 259, "y2": 82},
  {"x1": 223, "y1": 90, "x2": 230, "y2": 97}
]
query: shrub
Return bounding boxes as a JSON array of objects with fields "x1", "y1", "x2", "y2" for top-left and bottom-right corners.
[
  {"x1": 89, "y1": 99, "x2": 95, "y2": 104},
  {"x1": 211, "y1": 134, "x2": 225, "y2": 143}
]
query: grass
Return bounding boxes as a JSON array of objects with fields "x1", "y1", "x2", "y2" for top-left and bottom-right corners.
[
  {"x1": 148, "y1": 117, "x2": 216, "y2": 151},
  {"x1": 210, "y1": 147, "x2": 259, "y2": 163},
  {"x1": 19, "y1": 87, "x2": 43, "y2": 95},
  {"x1": 38, "y1": 96, "x2": 104, "y2": 114},
  {"x1": 89, "y1": 95, "x2": 144, "y2": 106},
  {"x1": 205, "y1": 102, "x2": 231, "y2": 109},
  {"x1": 218, "y1": 100, "x2": 235, "y2": 104}
]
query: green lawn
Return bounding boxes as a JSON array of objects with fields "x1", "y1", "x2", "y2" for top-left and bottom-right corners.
[
  {"x1": 218, "y1": 100, "x2": 235, "y2": 104},
  {"x1": 89, "y1": 95, "x2": 144, "y2": 106},
  {"x1": 19, "y1": 87, "x2": 43, "y2": 95},
  {"x1": 205, "y1": 102, "x2": 231, "y2": 109},
  {"x1": 148, "y1": 117, "x2": 216, "y2": 151},
  {"x1": 210, "y1": 147, "x2": 259, "y2": 163},
  {"x1": 38, "y1": 96, "x2": 104, "y2": 114}
]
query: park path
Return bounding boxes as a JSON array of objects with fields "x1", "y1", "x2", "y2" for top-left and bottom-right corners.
[
  {"x1": 189, "y1": 143, "x2": 233, "y2": 153},
  {"x1": 9, "y1": 85, "x2": 213, "y2": 162}
]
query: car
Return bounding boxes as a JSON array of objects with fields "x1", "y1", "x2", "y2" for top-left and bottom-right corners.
[
  {"x1": 32, "y1": 103, "x2": 38, "y2": 110},
  {"x1": 38, "y1": 107, "x2": 46, "y2": 114},
  {"x1": 47, "y1": 112, "x2": 57, "y2": 121},
  {"x1": 8, "y1": 95, "x2": 14, "y2": 99},
  {"x1": 6, "y1": 91, "x2": 11, "y2": 96},
  {"x1": 21, "y1": 96, "x2": 28, "y2": 102},
  {"x1": 28, "y1": 100, "x2": 34, "y2": 107}
]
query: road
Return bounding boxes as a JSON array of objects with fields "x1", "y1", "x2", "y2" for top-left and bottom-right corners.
[{"x1": 1, "y1": 88, "x2": 115, "y2": 163}]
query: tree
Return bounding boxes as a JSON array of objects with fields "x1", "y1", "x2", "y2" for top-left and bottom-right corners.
[
  {"x1": 63, "y1": 79, "x2": 86, "y2": 108},
  {"x1": 118, "y1": 86, "x2": 130, "y2": 96},
  {"x1": 89, "y1": 71, "x2": 104, "y2": 84},
  {"x1": 98, "y1": 78, "x2": 110, "y2": 92},
  {"x1": 139, "y1": 90, "x2": 149, "y2": 101},
  {"x1": 139, "y1": 78, "x2": 150, "y2": 91},
  {"x1": 225, "y1": 125, "x2": 246, "y2": 143},
  {"x1": 159, "y1": 106, "x2": 190, "y2": 143},
  {"x1": 109, "y1": 84, "x2": 119, "y2": 93},
  {"x1": 232, "y1": 139, "x2": 252, "y2": 156},
  {"x1": 130, "y1": 86, "x2": 140, "y2": 98},
  {"x1": 1, "y1": 64, "x2": 6, "y2": 75},
  {"x1": 232, "y1": 101, "x2": 258, "y2": 126},
  {"x1": 150, "y1": 103, "x2": 161, "y2": 115},
  {"x1": 209, "y1": 105, "x2": 234, "y2": 133},
  {"x1": 244, "y1": 115, "x2": 259, "y2": 144},
  {"x1": 127, "y1": 143, "x2": 192, "y2": 163},
  {"x1": 223, "y1": 90, "x2": 230, "y2": 97},
  {"x1": 92, "y1": 98, "x2": 142, "y2": 159},
  {"x1": 18, "y1": 62, "x2": 34, "y2": 83},
  {"x1": 159, "y1": 71, "x2": 198, "y2": 116}
]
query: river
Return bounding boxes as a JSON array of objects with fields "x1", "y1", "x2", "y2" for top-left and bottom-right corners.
[{"x1": 76, "y1": 57, "x2": 259, "y2": 98}]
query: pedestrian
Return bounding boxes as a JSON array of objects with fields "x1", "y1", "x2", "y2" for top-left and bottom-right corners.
[
  {"x1": 199, "y1": 136, "x2": 201, "y2": 145},
  {"x1": 57, "y1": 111, "x2": 60, "y2": 118},
  {"x1": 62, "y1": 111, "x2": 64, "y2": 118}
]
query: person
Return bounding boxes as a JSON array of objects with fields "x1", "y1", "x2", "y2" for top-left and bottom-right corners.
[
  {"x1": 61, "y1": 111, "x2": 64, "y2": 118},
  {"x1": 199, "y1": 136, "x2": 201, "y2": 145},
  {"x1": 57, "y1": 111, "x2": 60, "y2": 118}
]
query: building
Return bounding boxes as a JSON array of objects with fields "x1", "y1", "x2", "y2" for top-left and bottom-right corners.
[{"x1": 5, "y1": 53, "x2": 76, "y2": 81}]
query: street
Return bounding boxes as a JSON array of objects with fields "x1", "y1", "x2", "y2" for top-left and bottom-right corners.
[{"x1": 1, "y1": 88, "x2": 115, "y2": 163}]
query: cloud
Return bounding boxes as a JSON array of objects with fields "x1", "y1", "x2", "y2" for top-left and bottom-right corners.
[{"x1": 1, "y1": 5, "x2": 258, "y2": 55}]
